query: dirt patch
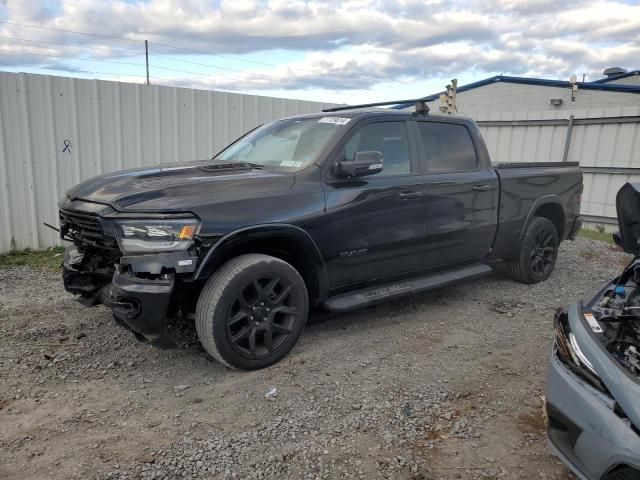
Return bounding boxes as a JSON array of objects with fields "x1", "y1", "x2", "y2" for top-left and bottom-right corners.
[{"x1": 0, "y1": 237, "x2": 629, "y2": 479}]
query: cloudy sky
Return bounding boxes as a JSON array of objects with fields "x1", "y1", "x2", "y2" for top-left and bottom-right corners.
[{"x1": 0, "y1": 0, "x2": 638, "y2": 103}]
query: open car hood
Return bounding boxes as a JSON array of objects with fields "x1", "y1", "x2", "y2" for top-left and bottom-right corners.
[{"x1": 616, "y1": 182, "x2": 640, "y2": 255}]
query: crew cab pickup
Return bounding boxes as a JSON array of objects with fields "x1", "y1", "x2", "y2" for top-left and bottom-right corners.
[{"x1": 59, "y1": 104, "x2": 582, "y2": 369}]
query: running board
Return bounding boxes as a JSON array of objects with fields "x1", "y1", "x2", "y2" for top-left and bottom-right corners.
[{"x1": 323, "y1": 263, "x2": 492, "y2": 313}]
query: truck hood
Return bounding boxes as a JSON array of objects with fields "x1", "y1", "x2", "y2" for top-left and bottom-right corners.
[
  {"x1": 65, "y1": 161, "x2": 295, "y2": 211},
  {"x1": 616, "y1": 182, "x2": 640, "y2": 254}
]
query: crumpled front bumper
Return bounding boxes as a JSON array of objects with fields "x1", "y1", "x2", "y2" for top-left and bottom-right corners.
[
  {"x1": 105, "y1": 269, "x2": 175, "y2": 348},
  {"x1": 62, "y1": 246, "x2": 177, "y2": 348},
  {"x1": 546, "y1": 304, "x2": 640, "y2": 479}
]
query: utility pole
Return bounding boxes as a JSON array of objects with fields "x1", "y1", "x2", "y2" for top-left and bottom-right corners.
[{"x1": 145, "y1": 40, "x2": 150, "y2": 85}]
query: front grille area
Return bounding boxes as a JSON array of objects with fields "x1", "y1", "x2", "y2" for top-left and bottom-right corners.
[{"x1": 59, "y1": 208, "x2": 118, "y2": 250}]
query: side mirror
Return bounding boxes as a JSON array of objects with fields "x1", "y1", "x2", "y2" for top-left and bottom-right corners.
[{"x1": 336, "y1": 151, "x2": 383, "y2": 178}]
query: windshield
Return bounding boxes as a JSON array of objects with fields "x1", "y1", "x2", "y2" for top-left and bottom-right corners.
[{"x1": 213, "y1": 117, "x2": 349, "y2": 171}]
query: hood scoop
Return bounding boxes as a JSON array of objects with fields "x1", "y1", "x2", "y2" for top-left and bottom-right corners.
[{"x1": 200, "y1": 162, "x2": 253, "y2": 171}]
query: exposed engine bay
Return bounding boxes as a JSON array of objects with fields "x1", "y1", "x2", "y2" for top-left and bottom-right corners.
[{"x1": 589, "y1": 260, "x2": 640, "y2": 379}]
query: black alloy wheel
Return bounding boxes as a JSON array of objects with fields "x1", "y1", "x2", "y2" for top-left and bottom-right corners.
[
  {"x1": 497, "y1": 216, "x2": 559, "y2": 284},
  {"x1": 225, "y1": 274, "x2": 301, "y2": 359},
  {"x1": 196, "y1": 254, "x2": 309, "y2": 370},
  {"x1": 529, "y1": 227, "x2": 557, "y2": 278}
]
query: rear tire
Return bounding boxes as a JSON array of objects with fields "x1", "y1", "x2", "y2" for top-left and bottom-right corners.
[
  {"x1": 501, "y1": 217, "x2": 559, "y2": 284},
  {"x1": 195, "y1": 254, "x2": 308, "y2": 370}
]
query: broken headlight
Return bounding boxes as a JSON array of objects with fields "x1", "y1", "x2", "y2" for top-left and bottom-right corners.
[
  {"x1": 554, "y1": 308, "x2": 604, "y2": 390},
  {"x1": 114, "y1": 218, "x2": 200, "y2": 254}
]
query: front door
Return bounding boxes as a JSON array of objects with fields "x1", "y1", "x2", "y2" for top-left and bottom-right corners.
[
  {"x1": 414, "y1": 120, "x2": 498, "y2": 267},
  {"x1": 323, "y1": 120, "x2": 426, "y2": 288}
]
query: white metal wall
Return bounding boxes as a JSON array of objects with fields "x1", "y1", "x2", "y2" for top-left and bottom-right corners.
[
  {"x1": 0, "y1": 72, "x2": 336, "y2": 253},
  {"x1": 1, "y1": 71, "x2": 638, "y2": 253},
  {"x1": 402, "y1": 82, "x2": 640, "y2": 115},
  {"x1": 475, "y1": 106, "x2": 640, "y2": 227}
]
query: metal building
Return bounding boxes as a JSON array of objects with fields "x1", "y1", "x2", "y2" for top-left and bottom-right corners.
[
  {"x1": 396, "y1": 69, "x2": 640, "y2": 231},
  {"x1": 399, "y1": 70, "x2": 640, "y2": 116}
]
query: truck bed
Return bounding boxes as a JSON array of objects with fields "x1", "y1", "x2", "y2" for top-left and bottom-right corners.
[{"x1": 490, "y1": 161, "x2": 583, "y2": 259}]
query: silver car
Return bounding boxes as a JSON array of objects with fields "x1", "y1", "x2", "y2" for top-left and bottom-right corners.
[{"x1": 547, "y1": 182, "x2": 640, "y2": 480}]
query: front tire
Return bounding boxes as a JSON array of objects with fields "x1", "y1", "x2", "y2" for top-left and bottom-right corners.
[
  {"x1": 195, "y1": 254, "x2": 308, "y2": 370},
  {"x1": 502, "y1": 217, "x2": 559, "y2": 284}
]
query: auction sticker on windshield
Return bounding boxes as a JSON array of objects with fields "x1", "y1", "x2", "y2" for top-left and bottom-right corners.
[
  {"x1": 318, "y1": 117, "x2": 350, "y2": 125},
  {"x1": 280, "y1": 160, "x2": 304, "y2": 167}
]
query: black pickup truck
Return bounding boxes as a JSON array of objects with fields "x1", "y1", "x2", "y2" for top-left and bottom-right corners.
[{"x1": 59, "y1": 103, "x2": 582, "y2": 369}]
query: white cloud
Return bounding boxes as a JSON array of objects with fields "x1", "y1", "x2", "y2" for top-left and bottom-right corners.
[{"x1": 0, "y1": 0, "x2": 638, "y2": 94}]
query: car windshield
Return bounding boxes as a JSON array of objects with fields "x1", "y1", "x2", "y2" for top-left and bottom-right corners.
[{"x1": 213, "y1": 117, "x2": 349, "y2": 171}]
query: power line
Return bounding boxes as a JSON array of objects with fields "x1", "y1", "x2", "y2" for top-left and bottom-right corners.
[
  {"x1": 0, "y1": 20, "x2": 422, "y2": 91},
  {"x1": 149, "y1": 41, "x2": 424, "y2": 88},
  {"x1": 0, "y1": 61, "x2": 149, "y2": 80},
  {"x1": 0, "y1": 31, "x2": 412, "y2": 100},
  {"x1": 0, "y1": 35, "x2": 323, "y2": 85},
  {"x1": 146, "y1": 57, "x2": 373, "y2": 98},
  {"x1": 0, "y1": 43, "x2": 248, "y2": 85},
  {"x1": 0, "y1": 48, "x2": 145, "y2": 67},
  {"x1": 0, "y1": 22, "x2": 286, "y2": 69},
  {"x1": 151, "y1": 53, "x2": 265, "y2": 76},
  {"x1": 151, "y1": 41, "x2": 284, "y2": 68},
  {"x1": 0, "y1": 20, "x2": 142, "y2": 45},
  {"x1": 0, "y1": 35, "x2": 143, "y2": 56}
]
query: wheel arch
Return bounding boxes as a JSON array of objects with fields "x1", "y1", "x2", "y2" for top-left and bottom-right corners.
[
  {"x1": 195, "y1": 224, "x2": 329, "y2": 306},
  {"x1": 521, "y1": 196, "x2": 566, "y2": 241}
]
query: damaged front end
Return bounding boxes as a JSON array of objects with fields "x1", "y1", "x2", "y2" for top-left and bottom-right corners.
[
  {"x1": 546, "y1": 182, "x2": 640, "y2": 479},
  {"x1": 585, "y1": 181, "x2": 640, "y2": 380},
  {"x1": 59, "y1": 198, "x2": 200, "y2": 347},
  {"x1": 587, "y1": 264, "x2": 640, "y2": 381}
]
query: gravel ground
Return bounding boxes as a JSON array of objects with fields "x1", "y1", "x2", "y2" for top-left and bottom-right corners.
[{"x1": 0, "y1": 237, "x2": 631, "y2": 480}]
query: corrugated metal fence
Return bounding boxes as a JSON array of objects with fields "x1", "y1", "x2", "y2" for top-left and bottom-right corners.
[
  {"x1": 1, "y1": 71, "x2": 638, "y2": 253},
  {"x1": 0, "y1": 72, "x2": 336, "y2": 253},
  {"x1": 475, "y1": 106, "x2": 640, "y2": 228}
]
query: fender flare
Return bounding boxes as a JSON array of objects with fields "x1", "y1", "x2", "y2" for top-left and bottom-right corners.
[
  {"x1": 520, "y1": 195, "x2": 566, "y2": 242},
  {"x1": 194, "y1": 223, "x2": 329, "y2": 301}
]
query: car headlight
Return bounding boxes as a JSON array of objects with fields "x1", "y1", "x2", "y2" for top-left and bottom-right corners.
[
  {"x1": 114, "y1": 218, "x2": 200, "y2": 254},
  {"x1": 554, "y1": 308, "x2": 604, "y2": 390}
]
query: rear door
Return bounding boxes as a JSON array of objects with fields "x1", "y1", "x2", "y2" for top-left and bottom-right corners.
[
  {"x1": 323, "y1": 120, "x2": 426, "y2": 288},
  {"x1": 413, "y1": 120, "x2": 498, "y2": 267}
]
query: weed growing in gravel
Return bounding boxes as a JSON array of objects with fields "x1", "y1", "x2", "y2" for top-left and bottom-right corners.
[
  {"x1": 578, "y1": 228, "x2": 614, "y2": 244},
  {"x1": 0, "y1": 246, "x2": 65, "y2": 270}
]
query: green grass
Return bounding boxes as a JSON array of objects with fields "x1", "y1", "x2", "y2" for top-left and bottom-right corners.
[
  {"x1": 0, "y1": 246, "x2": 65, "y2": 270},
  {"x1": 578, "y1": 228, "x2": 615, "y2": 244}
]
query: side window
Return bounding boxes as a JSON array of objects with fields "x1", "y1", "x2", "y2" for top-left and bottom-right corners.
[
  {"x1": 417, "y1": 123, "x2": 478, "y2": 173},
  {"x1": 341, "y1": 122, "x2": 411, "y2": 176}
]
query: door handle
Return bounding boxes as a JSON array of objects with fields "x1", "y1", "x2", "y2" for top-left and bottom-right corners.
[
  {"x1": 472, "y1": 184, "x2": 491, "y2": 192},
  {"x1": 430, "y1": 180, "x2": 456, "y2": 186},
  {"x1": 399, "y1": 191, "x2": 423, "y2": 200}
]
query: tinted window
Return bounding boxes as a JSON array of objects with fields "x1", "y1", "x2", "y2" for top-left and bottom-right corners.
[
  {"x1": 418, "y1": 123, "x2": 478, "y2": 173},
  {"x1": 341, "y1": 122, "x2": 411, "y2": 176}
]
